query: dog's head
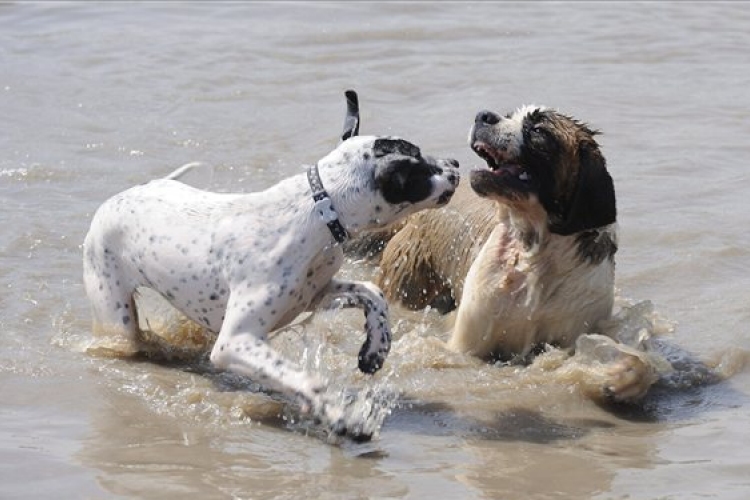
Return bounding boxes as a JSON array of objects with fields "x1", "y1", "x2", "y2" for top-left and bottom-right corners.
[
  {"x1": 469, "y1": 106, "x2": 616, "y2": 236},
  {"x1": 317, "y1": 135, "x2": 460, "y2": 234}
]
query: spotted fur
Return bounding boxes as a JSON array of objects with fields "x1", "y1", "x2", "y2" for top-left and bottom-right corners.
[{"x1": 83, "y1": 135, "x2": 459, "y2": 439}]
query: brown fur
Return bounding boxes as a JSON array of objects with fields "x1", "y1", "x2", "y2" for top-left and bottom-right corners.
[
  {"x1": 370, "y1": 106, "x2": 668, "y2": 402},
  {"x1": 377, "y1": 106, "x2": 619, "y2": 361},
  {"x1": 376, "y1": 185, "x2": 497, "y2": 311}
]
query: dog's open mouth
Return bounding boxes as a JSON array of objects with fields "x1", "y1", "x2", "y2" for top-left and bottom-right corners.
[{"x1": 472, "y1": 142, "x2": 531, "y2": 184}]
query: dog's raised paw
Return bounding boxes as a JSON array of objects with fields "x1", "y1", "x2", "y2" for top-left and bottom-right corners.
[
  {"x1": 357, "y1": 353, "x2": 383, "y2": 374},
  {"x1": 358, "y1": 347, "x2": 388, "y2": 374}
]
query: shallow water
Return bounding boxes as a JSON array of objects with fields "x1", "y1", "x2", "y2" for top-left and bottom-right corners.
[{"x1": 2, "y1": 2, "x2": 750, "y2": 499}]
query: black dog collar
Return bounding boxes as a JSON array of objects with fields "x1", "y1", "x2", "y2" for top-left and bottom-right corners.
[{"x1": 306, "y1": 163, "x2": 349, "y2": 244}]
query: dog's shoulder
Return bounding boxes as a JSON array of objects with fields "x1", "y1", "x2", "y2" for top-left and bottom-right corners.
[{"x1": 574, "y1": 225, "x2": 618, "y2": 265}]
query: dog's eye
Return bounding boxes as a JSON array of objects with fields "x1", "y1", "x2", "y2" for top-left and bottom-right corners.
[
  {"x1": 528, "y1": 125, "x2": 545, "y2": 140},
  {"x1": 530, "y1": 125, "x2": 554, "y2": 141}
]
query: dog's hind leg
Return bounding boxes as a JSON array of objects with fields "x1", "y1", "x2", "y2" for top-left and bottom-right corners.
[
  {"x1": 82, "y1": 242, "x2": 141, "y2": 356},
  {"x1": 317, "y1": 279, "x2": 392, "y2": 375}
]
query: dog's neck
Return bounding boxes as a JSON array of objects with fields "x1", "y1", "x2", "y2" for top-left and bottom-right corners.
[
  {"x1": 497, "y1": 203, "x2": 618, "y2": 267},
  {"x1": 313, "y1": 160, "x2": 380, "y2": 237},
  {"x1": 498, "y1": 203, "x2": 548, "y2": 251},
  {"x1": 306, "y1": 163, "x2": 349, "y2": 244}
]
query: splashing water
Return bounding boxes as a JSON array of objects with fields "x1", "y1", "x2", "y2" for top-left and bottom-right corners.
[{"x1": 55, "y1": 284, "x2": 746, "y2": 443}]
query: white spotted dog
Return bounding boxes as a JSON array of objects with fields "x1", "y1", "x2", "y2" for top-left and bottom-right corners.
[{"x1": 82, "y1": 91, "x2": 460, "y2": 440}]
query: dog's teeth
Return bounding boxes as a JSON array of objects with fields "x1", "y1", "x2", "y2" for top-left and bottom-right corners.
[{"x1": 519, "y1": 172, "x2": 529, "y2": 181}]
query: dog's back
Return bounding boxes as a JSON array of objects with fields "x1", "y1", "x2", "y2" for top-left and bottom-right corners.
[{"x1": 376, "y1": 184, "x2": 497, "y2": 311}]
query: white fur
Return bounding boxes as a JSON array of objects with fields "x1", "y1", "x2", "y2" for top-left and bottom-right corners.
[
  {"x1": 83, "y1": 135, "x2": 458, "y2": 437},
  {"x1": 467, "y1": 104, "x2": 547, "y2": 160},
  {"x1": 449, "y1": 211, "x2": 617, "y2": 359},
  {"x1": 452, "y1": 105, "x2": 617, "y2": 360}
]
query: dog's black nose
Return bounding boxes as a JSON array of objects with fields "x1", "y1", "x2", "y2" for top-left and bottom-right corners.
[{"x1": 476, "y1": 110, "x2": 501, "y2": 125}]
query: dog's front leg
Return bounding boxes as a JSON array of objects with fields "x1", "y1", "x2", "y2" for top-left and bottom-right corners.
[
  {"x1": 209, "y1": 313, "x2": 348, "y2": 434},
  {"x1": 319, "y1": 279, "x2": 392, "y2": 375}
]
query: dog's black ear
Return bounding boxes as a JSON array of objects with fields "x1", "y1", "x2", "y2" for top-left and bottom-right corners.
[
  {"x1": 375, "y1": 160, "x2": 435, "y2": 205},
  {"x1": 553, "y1": 140, "x2": 617, "y2": 235},
  {"x1": 374, "y1": 161, "x2": 409, "y2": 202},
  {"x1": 341, "y1": 89, "x2": 360, "y2": 142}
]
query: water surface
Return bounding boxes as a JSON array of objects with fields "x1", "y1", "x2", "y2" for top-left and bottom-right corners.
[{"x1": 2, "y1": 3, "x2": 750, "y2": 499}]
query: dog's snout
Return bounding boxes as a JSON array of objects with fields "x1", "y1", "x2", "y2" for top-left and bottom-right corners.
[
  {"x1": 443, "y1": 159, "x2": 460, "y2": 188},
  {"x1": 476, "y1": 110, "x2": 501, "y2": 126}
]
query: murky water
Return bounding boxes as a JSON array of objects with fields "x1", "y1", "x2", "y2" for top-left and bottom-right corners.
[{"x1": 2, "y1": 2, "x2": 750, "y2": 499}]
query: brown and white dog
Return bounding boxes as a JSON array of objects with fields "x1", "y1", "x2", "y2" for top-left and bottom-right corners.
[{"x1": 375, "y1": 105, "x2": 657, "y2": 402}]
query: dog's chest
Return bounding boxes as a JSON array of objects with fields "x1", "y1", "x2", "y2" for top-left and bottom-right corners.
[
  {"x1": 271, "y1": 246, "x2": 344, "y2": 328},
  {"x1": 464, "y1": 226, "x2": 529, "y2": 297},
  {"x1": 467, "y1": 225, "x2": 614, "y2": 319},
  {"x1": 206, "y1": 219, "x2": 344, "y2": 332},
  {"x1": 456, "y1": 225, "x2": 615, "y2": 355},
  {"x1": 507, "y1": 239, "x2": 615, "y2": 345},
  {"x1": 493, "y1": 232, "x2": 529, "y2": 294}
]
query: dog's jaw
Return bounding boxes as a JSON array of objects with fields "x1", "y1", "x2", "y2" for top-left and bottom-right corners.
[
  {"x1": 467, "y1": 106, "x2": 615, "y2": 237},
  {"x1": 468, "y1": 107, "x2": 541, "y2": 203}
]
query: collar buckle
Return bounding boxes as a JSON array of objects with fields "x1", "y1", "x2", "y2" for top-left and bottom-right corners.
[
  {"x1": 306, "y1": 164, "x2": 349, "y2": 244},
  {"x1": 314, "y1": 197, "x2": 339, "y2": 224}
]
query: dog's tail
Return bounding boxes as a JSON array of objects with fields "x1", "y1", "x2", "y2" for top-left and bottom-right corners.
[
  {"x1": 164, "y1": 162, "x2": 203, "y2": 181},
  {"x1": 161, "y1": 162, "x2": 214, "y2": 189}
]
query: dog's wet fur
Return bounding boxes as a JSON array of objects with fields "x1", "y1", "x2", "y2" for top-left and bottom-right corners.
[{"x1": 371, "y1": 105, "x2": 656, "y2": 402}]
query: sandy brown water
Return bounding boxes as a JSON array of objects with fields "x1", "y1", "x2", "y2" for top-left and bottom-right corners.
[{"x1": 2, "y1": 2, "x2": 750, "y2": 499}]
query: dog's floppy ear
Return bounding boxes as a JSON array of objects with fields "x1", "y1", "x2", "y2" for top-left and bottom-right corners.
[
  {"x1": 375, "y1": 159, "x2": 435, "y2": 205},
  {"x1": 340, "y1": 89, "x2": 360, "y2": 142},
  {"x1": 374, "y1": 161, "x2": 409, "y2": 200},
  {"x1": 553, "y1": 139, "x2": 617, "y2": 235}
]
